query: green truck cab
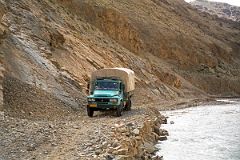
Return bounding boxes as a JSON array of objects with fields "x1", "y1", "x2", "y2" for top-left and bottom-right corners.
[{"x1": 87, "y1": 68, "x2": 135, "y2": 117}]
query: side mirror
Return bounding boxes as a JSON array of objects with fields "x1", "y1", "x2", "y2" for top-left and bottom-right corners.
[{"x1": 86, "y1": 83, "x2": 90, "y2": 94}]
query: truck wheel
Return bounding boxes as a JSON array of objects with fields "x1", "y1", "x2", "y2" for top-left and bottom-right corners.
[
  {"x1": 87, "y1": 107, "x2": 94, "y2": 117},
  {"x1": 116, "y1": 102, "x2": 123, "y2": 117},
  {"x1": 125, "y1": 99, "x2": 132, "y2": 111}
]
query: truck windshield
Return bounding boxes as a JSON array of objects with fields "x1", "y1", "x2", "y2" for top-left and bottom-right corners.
[{"x1": 95, "y1": 81, "x2": 119, "y2": 90}]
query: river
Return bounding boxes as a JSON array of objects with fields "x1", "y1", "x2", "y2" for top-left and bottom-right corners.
[{"x1": 156, "y1": 99, "x2": 240, "y2": 160}]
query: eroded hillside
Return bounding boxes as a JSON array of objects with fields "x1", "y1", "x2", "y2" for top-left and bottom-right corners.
[
  {"x1": 0, "y1": 0, "x2": 240, "y2": 118},
  {"x1": 191, "y1": 0, "x2": 240, "y2": 22}
]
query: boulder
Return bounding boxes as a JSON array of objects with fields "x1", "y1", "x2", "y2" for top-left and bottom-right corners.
[
  {"x1": 144, "y1": 143, "x2": 158, "y2": 154},
  {"x1": 113, "y1": 148, "x2": 128, "y2": 155},
  {"x1": 132, "y1": 128, "x2": 140, "y2": 136},
  {"x1": 158, "y1": 136, "x2": 167, "y2": 141}
]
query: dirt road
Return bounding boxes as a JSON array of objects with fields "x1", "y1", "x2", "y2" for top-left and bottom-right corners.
[{"x1": 0, "y1": 104, "x2": 150, "y2": 160}]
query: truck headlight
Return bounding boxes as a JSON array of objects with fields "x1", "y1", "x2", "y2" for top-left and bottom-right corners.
[
  {"x1": 110, "y1": 99, "x2": 118, "y2": 103},
  {"x1": 88, "y1": 98, "x2": 95, "y2": 102}
]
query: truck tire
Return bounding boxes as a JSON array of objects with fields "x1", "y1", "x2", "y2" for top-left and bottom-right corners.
[
  {"x1": 125, "y1": 99, "x2": 132, "y2": 111},
  {"x1": 116, "y1": 102, "x2": 123, "y2": 117},
  {"x1": 87, "y1": 107, "x2": 94, "y2": 117}
]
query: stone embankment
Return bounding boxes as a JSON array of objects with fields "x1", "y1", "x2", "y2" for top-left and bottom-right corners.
[{"x1": 95, "y1": 107, "x2": 168, "y2": 160}]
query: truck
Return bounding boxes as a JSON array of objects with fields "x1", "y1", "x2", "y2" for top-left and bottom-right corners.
[{"x1": 87, "y1": 68, "x2": 135, "y2": 117}]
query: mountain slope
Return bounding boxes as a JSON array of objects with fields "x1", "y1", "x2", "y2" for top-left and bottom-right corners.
[
  {"x1": 0, "y1": 0, "x2": 240, "y2": 118},
  {"x1": 190, "y1": 0, "x2": 240, "y2": 22}
]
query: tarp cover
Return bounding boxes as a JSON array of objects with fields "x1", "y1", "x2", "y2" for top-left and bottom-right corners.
[{"x1": 91, "y1": 68, "x2": 135, "y2": 92}]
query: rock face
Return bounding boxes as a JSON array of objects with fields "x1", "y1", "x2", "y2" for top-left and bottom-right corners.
[
  {"x1": 0, "y1": 0, "x2": 240, "y2": 117},
  {"x1": 0, "y1": 2, "x2": 6, "y2": 111},
  {"x1": 190, "y1": 0, "x2": 240, "y2": 22}
]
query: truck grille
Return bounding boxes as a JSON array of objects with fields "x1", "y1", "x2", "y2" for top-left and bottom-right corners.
[{"x1": 95, "y1": 98, "x2": 110, "y2": 103}]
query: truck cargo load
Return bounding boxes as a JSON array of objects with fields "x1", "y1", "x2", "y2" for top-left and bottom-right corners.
[{"x1": 90, "y1": 68, "x2": 135, "y2": 93}]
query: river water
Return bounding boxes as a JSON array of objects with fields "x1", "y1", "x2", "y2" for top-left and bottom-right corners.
[{"x1": 156, "y1": 99, "x2": 240, "y2": 160}]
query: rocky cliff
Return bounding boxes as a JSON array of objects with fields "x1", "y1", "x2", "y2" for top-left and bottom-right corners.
[
  {"x1": 0, "y1": 0, "x2": 240, "y2": 117},
  {"x1": 190, "y1": 0, "x2": 240, "y2": 22}
]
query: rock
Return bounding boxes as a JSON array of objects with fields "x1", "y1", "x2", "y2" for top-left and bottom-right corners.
[
  {"x1": 107, "y1": 147, "x2": 114, "y2": 154},
  {"x1": 118, "y1": 127, "x2": 127, "y2": 133},
  {"x1": 114, "y1": 123, "x2": 124, "y2": 128},
  {"x1": 20, "y1": 110, "x2": 25, "y2": 114},
  {"x1": 152, "y1": 155, "x2": 163, "y2": 160},
  {"x1": 73, "y1": 125, "x2": 80, "y2": 129},
  {"x1": 86, "y1": 142, "x2": 93, "y2": 146},
  {"x1": 158, "y1": 136, "x2": 167, "y2": 141},
  {"x1": 159, "y1": 129, "x2": 169, "y2": 136},
  {"x1": 132, "y1": 128, "x2": 140, "y2": 136},
  {"x1": 113, "y1": 146, "x2": 121, "y2": 151},
  {"x1": 95, "y1": 149, "x2": 101, "y2": 155},
  {"x1": 102, "y1": 141, "x2": 108, "y2": 149},
  {"x1": 153, "y1": 126, "x2": 161, "y2": 136},
  {"x1": 51, "y1": 143, "x2": 57, "y2": 146},
  {"x1": 115, "y1": 155, "x2": 131, "y2": 160},
  {"x1": 126, "y1": 122, "x2": 134, "y2": 127},
  {"x1": 105, "y1": 154, "x2": 115, "y2": 160},
  {"x1": 161, "y1": 117, "x2": 167, "y2": 124},
  {"x1": 125, "y1": 132, "x2": 130, "y2": 137},
  {"x1": 112, "y1": 140, "x2": 119, "y2": 148},
  {"x1": 26, "y1": 144, "x2": 36, "y2": 151},
  {"x1": 144, "y1": 143, "x2": 158, "y2": 154},
  {"x1": 112, "y1": 148, "x2": 128, "y2": 155},
  {"x1": 209, "y1": 68, "x2": 215, "y2": 73},
  {"x1": 135, "y1": 136, "x2": 142, "y2": 140},
  {"x1": 49, "y1": 124, "x2": 54, "y2": 128},
  {"x1": 87, "y1": 147, "x2": 94, "y2": 151},
  {"x1": 49, "y1": 29, "x2": 65, "y2": 48},
  {"x1": 170, "y1": 121, "x2": 174, "y2": 124}
]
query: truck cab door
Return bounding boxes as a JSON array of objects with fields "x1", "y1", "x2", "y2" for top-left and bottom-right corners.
[{"x1": 120, "y1": 83, "x2": 124, "y2": 92}]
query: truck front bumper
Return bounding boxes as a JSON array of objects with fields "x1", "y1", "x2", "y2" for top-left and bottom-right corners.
[{"x1": 87, "y1": 103, "x2": 119, "y2": 111}]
